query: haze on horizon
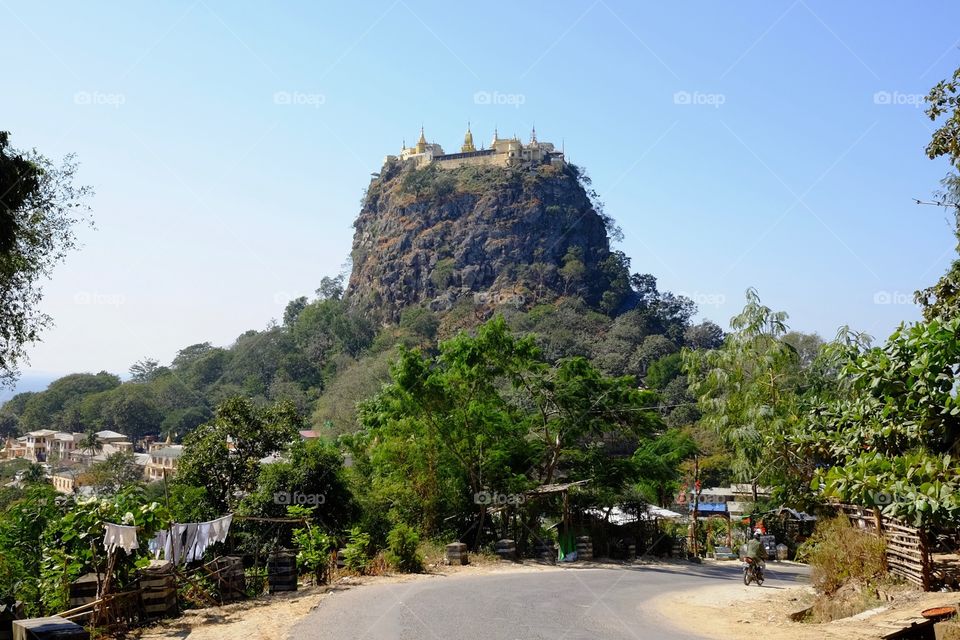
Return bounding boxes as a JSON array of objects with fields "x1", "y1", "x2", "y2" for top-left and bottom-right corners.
[{"x1": 2, "y1": 1, "x2": 958, "y2": 388}]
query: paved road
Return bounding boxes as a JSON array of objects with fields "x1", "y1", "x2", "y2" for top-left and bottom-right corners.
[{"x1": 291, "y1": 561, "x2": 809, "y2": 640}]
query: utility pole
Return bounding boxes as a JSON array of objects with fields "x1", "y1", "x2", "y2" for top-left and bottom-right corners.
[{"x1": 692, "y1": 454, "x2": 700, "y2": 558}]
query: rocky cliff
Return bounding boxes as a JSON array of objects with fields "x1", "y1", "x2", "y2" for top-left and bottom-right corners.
[{"x1": 345, "y1": 160, "x2": 628, "y2": 324}]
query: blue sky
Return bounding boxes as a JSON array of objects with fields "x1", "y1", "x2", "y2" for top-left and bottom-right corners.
[{"x1": 1, "y1": 0, "x2": 959, "y2": 387}]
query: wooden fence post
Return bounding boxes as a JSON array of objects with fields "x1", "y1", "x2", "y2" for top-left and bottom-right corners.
[
  {"x1": 873, "y1": 507, "x2": 888, "y2": 572},
  {"x1": 919, "y1": 530, "x2": 931, "y2": 591}
]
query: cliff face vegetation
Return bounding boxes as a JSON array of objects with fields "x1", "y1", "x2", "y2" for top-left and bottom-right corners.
[{"x1": 346, "y1": 161, "x2": 632, "y2": 324}]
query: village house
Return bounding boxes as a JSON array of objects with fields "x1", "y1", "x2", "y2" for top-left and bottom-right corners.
[
  {"x1": 51, "y1": 468, "x2": 84, "y2": 495},
  {"x1": 48, "y1": 432, "x2": 84, "y2": 462},
  {"x1": 1, "y1": 436, "x2": 28, "y2": 460},
  {"x1": 144, "y1": 445, "x2": 184, "y2": 482},
  {"x1": 23, "y1": 429, "x2": 58, "y2": 462}
]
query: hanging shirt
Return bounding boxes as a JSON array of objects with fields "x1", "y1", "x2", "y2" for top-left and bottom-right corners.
[{"x1": 103, "y1": 523, "x2": 139, "y2": 554}]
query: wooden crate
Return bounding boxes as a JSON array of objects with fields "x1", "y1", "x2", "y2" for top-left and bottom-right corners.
[
  {"x1": 533, "y1": 541, "x2": 556, "y2": 563},
  {"x1": 12, "y1": 617, "x2": 89, "y2": 640},
  {"x1": 210, "y1": 556, "x2": 246, "y2": 601},
  {"x1": 445, "y1": 543, "x2": 469, "y2": 565},
  {"x1": 139, "y1": 563, "x2": 178, "y2": 619},
  {"x1": 268, "y1": 552, "x2": 298, "y2": 593},
  {"x1": 495, "y1": 539, "x2": 517, "y2": 561},
  {"x1": 576, "y1": 536, "x2": 593, "y2": 561},
  {"x1": 66, "y1": 574, "x2": 99, "y2": 624}
]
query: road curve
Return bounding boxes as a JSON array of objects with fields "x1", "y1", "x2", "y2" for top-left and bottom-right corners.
[{"x1": 290, "y1": 561, "x2": 808, "y2": 640}]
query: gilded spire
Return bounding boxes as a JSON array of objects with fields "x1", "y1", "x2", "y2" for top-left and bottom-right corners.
[
  {"x1": 416, "y1": 126, "x2": 427, "y2": 153},
  {"x1": 461, "y1": 122, "x2": 476, "y2": 153}
]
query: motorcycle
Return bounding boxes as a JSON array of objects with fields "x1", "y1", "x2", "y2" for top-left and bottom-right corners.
[{"x1": 742, "y1": 557, "x2": 764, "y2": 586}]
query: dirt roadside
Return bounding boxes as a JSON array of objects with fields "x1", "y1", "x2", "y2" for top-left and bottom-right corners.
[{"x1": 653, "y1": 560, "x2": 960, "y2": 640}]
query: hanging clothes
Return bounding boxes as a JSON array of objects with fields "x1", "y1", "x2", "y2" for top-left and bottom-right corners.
[
  {"x1": 190, "y1": 523, "x2": 212, "y2": 562},
  {"x1": 169, "y1": 524, "x2": 188, "y2": 565},
  {"x1": 209, "y1": 514, "x2": 233, "y2": 545},
  {"x1": 149, "y1": 530, "x2": 167, "y2": 559},
  {"x1": 146, "y1": 514, "x2": 234, "y2": 565},
  {"x1": 103, "y1": 523, "x2": 139, "y2": 554},
  {"x1": 181, "y1": 524, "x2": 200, "y2": 563}
]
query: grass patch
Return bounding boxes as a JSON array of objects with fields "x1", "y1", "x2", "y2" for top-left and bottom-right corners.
[{"x1": 796, "y1": 516, "x2": 892, "y2": 623}]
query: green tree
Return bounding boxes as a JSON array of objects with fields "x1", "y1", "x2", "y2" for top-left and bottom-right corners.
[
  {"x1": 916, "y1": 65, "x2": 960, "y2": 320},
  {"x1": 0, "y1": 483, "x2": 59, "y2": 610},
  {"x1": 283, "y1": 296, "x2": 309, "y2": 326},
  {"x1": 358, "y1": 317, "x2": 664, "y2": 545},
  {"x1": 925, "y1": 66, "x2": 960, "y2": 168},
  {"x1": 685, "y1": 289, "x2": 807, "y2": 500},
  {"x1": 0, "y1": 132, "x2": 92, "y2": 386},
  {"x1": 175, "y1": 397, "x2": 302, "y2": 512},
  {"x1": 84, "y1": 451, "x2": 143, "y2": 495},
  {"x1": 809, "y1": 319, "x2": 960, "y2": 526},
  {"x1": 631, "y1": 428, "x2": 697, "y2": 506},
  {"x1": 18, "y1": 372, "x2": 120, "y2": 431},
  {"x1": 684, "y1": 321, "x2": 725, "y2": 350},
  {"x1": 242, "y1": 439, "x2": 356, "y2": 529},
  {"x1": 129, "y1": 357, "x2": 163, "y2": 383}
]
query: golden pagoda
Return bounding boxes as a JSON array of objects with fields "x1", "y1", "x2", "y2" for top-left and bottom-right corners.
[
  {"x1": 415, "y1": 127, "x2": 427, "y2": 153},
  {"x1": 461, "y1": 123, "x2": 476, "y2": 153}
]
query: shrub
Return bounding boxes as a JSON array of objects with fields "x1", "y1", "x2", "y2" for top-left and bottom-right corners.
[
  {"x1": 385, "y1": 523, "x2": 423, "y2": 573},
  {"x1": 800, "y1": 517, "x2": 887, "y2": 595},
  {"x1": 342, "y1": 527, "x2": 372, "y2": 574},
  {"x1": 293, "y1": 526, "x2": 334, "y2": 584},
  {"x1": 244, "y1": 567, "x2": 267, "y2": 597}
]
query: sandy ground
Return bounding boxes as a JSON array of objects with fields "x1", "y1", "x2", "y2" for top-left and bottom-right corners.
[
  {"x1": 131, "y1": 561, "x2": 557, "y2": 640},
  {"x1": 654, "y1": 560, "x2": 960, "y2": 640}
]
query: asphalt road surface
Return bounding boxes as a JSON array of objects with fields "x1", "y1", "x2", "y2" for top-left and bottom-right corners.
[{"x1": 291, "y1": 561, "x2": 809, "y2": 640}]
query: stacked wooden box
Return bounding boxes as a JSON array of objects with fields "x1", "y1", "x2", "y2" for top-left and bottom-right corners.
[
  {"x1": 66, "y1": 574, "x2": 98, "y2": 624},
  {"x1": 268, "y1": 551, "x2": 298, "y2": 593},
  {"x1": 138, "y1": 561, "x2": 177, "y2": 619},
  {"x1": 576, "y1": 536, "x2": 593, "y2": 561},
  {"x1": 495, "y1": 539, "x2": 517, "y2": 561},
  {"x1": 445, "y1": 543, "x2": 469, "y2": 565},
  {"x1": 211, "y1": 556, "x2": 246, "y2": 602},
  {"x1": 533, "y1": 540, "x2": 556, "y2": 562},
  {"x1": 12, "y1": 617, "x2": 89, "y2": 640}
]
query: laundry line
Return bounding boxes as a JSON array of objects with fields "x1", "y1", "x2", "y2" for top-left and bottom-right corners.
[{"x1": 145, "y1": 514, "x2": 234, "y2": 565}]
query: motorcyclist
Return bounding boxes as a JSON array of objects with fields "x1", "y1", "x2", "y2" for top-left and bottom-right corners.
[{"x1": 741, "y1": 530, "x2": 768, "y2": 566}]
